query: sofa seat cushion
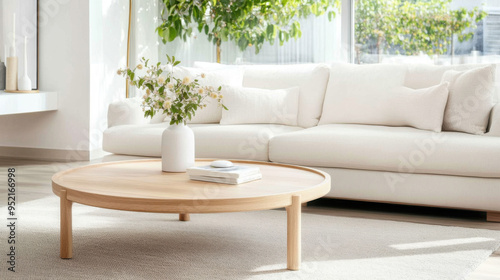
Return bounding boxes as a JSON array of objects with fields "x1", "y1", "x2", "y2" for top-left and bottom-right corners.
[
  {"x1": 103, "y1": 123, "x2": 302, "y2": 161},
  {"x1": 269, "y1": 124, "x2": 500, "y2": 178}
]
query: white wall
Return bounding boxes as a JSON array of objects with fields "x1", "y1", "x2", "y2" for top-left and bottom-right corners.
[{"x1": 0, "y1": 0, "x2": 91, "y2": 159}]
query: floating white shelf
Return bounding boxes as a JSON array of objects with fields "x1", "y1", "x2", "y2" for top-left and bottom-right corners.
[{"x1": 0, "y1": 90, "x2": 58, "y2": 116}]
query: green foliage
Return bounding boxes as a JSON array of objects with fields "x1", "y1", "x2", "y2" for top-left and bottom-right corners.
[
  {"x1": 355, "y1": 0, "x2": 487, "y2": 56},
  {"x1": 157, "y1": 0, "x2": 340, "y2": 54}
]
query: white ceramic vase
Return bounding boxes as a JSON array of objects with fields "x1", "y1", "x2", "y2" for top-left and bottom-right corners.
[
  {"x1": 161, "y1": 123, "x2": 195, "y2": 172},
  {"x1": 19, "y1": 36, "x2": 32, "y2": 91}
]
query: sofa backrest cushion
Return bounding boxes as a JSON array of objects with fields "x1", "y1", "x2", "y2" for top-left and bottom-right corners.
[
  {"x1": 319, "y1": 63, "x2": 449, "y2": 132},
  {"x1": 193, "y1": 62, "x2": 330, "y2": 128},
  {"x1": 405, "y1": 63, "x2": 500, "y2": 103},
  {"x1": 242, "y1": 64, "x2": 329, "y2": 128}
]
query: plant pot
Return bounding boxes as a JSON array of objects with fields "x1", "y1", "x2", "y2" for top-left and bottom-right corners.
[{"x1": 161, "y1": 123, "x2": 195, "y2": 172}]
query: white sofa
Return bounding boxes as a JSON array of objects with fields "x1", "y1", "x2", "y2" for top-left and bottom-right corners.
[{"x1": 103, "y1": 62, "x2": 500, "y2": 221}]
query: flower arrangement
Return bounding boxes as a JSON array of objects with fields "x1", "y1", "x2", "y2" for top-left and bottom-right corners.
[{"x1": 118, "y1": 55, "x2": 226, "y2": 125}]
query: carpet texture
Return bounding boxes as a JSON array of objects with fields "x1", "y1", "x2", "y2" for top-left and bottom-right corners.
[{"x1": 1, "y1": 196, "x2": 500, "y2": 280}]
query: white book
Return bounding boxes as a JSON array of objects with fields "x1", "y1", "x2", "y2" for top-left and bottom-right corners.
[
  {"x1": 187, "y1": 165, "x2": 260, "y2": 179},
  {"x1": 189, "y1": 173, "x2": 262, "y2": 185}
]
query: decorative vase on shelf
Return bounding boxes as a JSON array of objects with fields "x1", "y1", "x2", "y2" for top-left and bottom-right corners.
[
  {"x1": 161, "y1": 123, "x2": 195, "y2": 172},
  {"x1": 18, "y1": 36, "x2": 32, "y2": 91}
]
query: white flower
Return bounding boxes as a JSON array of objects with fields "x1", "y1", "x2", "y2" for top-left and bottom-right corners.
[
  {"x1": 201, "y1": 73, "x2": 206, "y2": 78},
  {"x1": 167, "y1": 83, "x2": 174, "y2": 89},
  {"x1": 197, "y1": 88, "x2": 205, "y2": 94},
  {"x1": 210, "y1": 93, "x2": 218, "y2": 99},
  {"x1": 117, "y1": 69, "x2": 122, "y2": 75},
  {"x1": 182, "y1": 76, "x2": 191, "y2": 85},
  {"x1": 137, "y1": 64, "x2": 143, "y2": 70},
  {"x1": 157, "y1": 77, "x2": 165, "y2": 85},
  {"x1": 163, "y1": 101, "x2": 172, "y2": 109}
]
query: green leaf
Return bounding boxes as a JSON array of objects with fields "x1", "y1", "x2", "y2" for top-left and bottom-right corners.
[{"x1": 168, "y1": 26, "x2": 177, "y2": 42}]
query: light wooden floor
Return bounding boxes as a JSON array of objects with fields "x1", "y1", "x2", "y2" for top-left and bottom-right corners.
[{"x1": 0, "y1": 156, "x2": 499, "y2": 279}]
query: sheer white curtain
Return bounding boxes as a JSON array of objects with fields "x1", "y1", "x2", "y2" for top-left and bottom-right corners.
[
  {"x1": 129, "y1": 0, "x2": 159, "y2": 97},
  {"x1": 239, "y1": 15, "x2": 342, "y2": 64},
  {"x1": 158, "y1": 9, "x2": 342, "y2": 66}
]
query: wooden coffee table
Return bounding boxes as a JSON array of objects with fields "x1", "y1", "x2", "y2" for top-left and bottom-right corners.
[{"x1": 52, "y1": 159, "x2": 330, "y2": 270}]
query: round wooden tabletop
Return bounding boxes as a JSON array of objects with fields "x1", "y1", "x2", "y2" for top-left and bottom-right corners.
[{"x1": 52, "y1": 159, "x2": 331, "y2": 213}]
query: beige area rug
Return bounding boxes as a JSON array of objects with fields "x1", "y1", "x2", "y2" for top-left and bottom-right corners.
[{"x1": 0, "y1": 195, "x2": 499, "y2": 280}]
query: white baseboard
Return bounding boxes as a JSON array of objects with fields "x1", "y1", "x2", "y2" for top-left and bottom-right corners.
[{"x1": 0, "y1": 146, "x2": 90, "y2": 162}]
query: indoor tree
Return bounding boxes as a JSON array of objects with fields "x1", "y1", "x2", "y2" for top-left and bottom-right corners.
[{"x1": 157, "y1": 0, "x2": 340, "y2": 63}]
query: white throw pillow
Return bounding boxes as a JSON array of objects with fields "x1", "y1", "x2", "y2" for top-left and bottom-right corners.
[
  {"x1": 194, "y1": 62, "x2": 330, "y2": 128},
  {"x1": 323, "y1": 82, "x2": 450, "y2": 132},
  {"x1": 172, "y1": 66, "x2": 244, "y2": 123},
  {"x1": 220, "y1": 86, "x2": 300, "y2": 126},
  {"x1": 441, "y1": 64, "x2": 496, "y2": 135}
]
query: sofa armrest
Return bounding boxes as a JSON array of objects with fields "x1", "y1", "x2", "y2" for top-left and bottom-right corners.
[
  {"x1": 487, "y1": 103, "x2": 500, "y2": 136},
  {"x1": 107, "y1": 97, "x2": 148, "y2": 128}
]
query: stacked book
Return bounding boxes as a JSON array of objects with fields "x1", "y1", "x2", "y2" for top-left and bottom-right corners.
[{"x1": 187, "y1": 165, "x2": 262, "y2": 185}]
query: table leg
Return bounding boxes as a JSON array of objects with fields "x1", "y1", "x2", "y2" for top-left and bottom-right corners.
[
  {"x1": 60, "y1": 190, "x2": 73, "y2": 259},
  {"x1": 287, "y1": 195, "x2": 301, "y2": 270},
  {"x1": 179, "y1": 213, "x2": 190, "y2": 221}
]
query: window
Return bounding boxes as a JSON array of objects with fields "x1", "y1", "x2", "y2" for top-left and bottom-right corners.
[{"x1": 353, "y1": 0, "x2": 500, "y2": 64}]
